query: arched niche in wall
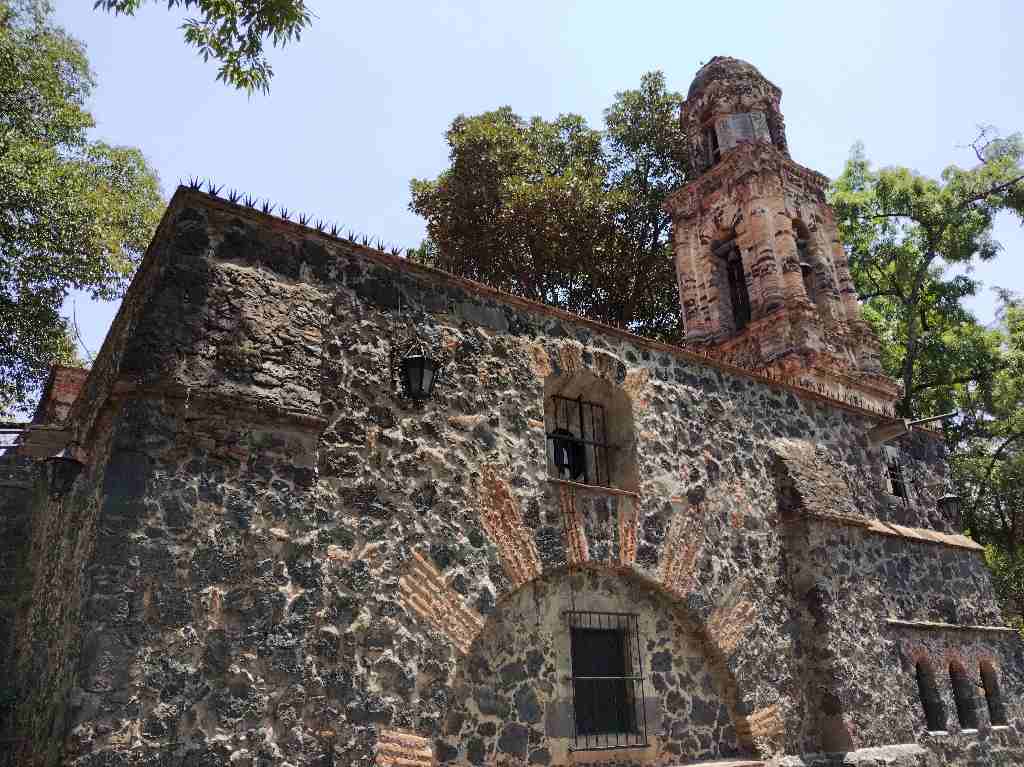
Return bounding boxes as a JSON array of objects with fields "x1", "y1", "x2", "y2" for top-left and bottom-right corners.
[
  {"x1": 710, "y1": 235, "x2": 751, "y2": 335},
  {"x1": 544, "y1": 370, "x2": 638, "y2": 491},
  {"x1": 980, "y1": 661, "x2": 1008, "y2": 726},
  {"x1": 949, "y1": 662, "x2": 979, "y2": 730},
  {"x1": 915, "y1": 660, "x2": 947, "y2": 732},
  {"x1": 792, "y1": 219, "x2": 833, "y2": 319},
  {"x1": 436, "y1": 567, "x2": 749, "y2": 767}
]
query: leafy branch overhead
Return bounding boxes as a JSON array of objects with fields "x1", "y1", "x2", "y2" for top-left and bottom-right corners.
[
  {"x1": 0, "y1": 0, "x2": 163, "y2": 416},
  {"x1": 94, "y1": 0, "x2": 312, "y2": 93},
  {"x1": 831, "y1": 130, "x2": 1024, "y2": 418}
]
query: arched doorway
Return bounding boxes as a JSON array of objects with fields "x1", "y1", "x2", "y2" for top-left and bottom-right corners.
[{"x1": 436, "y1": 567, "x2": 747, "y2": 766}]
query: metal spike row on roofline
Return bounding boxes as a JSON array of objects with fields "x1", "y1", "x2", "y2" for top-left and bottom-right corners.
[
  {"x1": 315, "y1": 219, "x2": 326, "y2": 232},
  {"x1": 227, "y1": 189, "x2": 242, "y2": 204},
  {"x1": 260, "y1": 201, "x2": 275, "y2": 215},
  {"x1": 280, "y1": 207, "x2": 290, "y2": 220},
  {"x1": 298, "y1": 213, "x2": 310, "y2": 226},
  {"x1": 206, "y1": 182, "x2": 223, "y2": 197},
  {"x1": 329, "y1": 224, "x2": 340, "y2": 237},
  {"x1": 243, "y1": 194, "x2": 257, "y2": 208},
  {"x1": 187, "y1": 176, "x2": 203, "y2": 190}
]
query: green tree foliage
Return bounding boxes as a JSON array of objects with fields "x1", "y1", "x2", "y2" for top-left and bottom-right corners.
[
  {"x1": 95, "y1": 0, "x2": 312, "y2": 93},
  {"x1": 831, "y1": 132, "x2": 1024, "y2": 417},
  {"x1": 410, "y1": 72, "x2": 688, "y2": 341},
  {"x1": 833, "y1": 136, "x2": 1024, "y2": 621},
  {"x1": 953, "y1": 296, "x2": 1024, "y2": 620},
  {"x1": 0, "y1": 0, "x2": 163, "y2": 417}
]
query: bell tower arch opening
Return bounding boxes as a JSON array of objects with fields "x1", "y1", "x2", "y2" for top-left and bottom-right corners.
[{"x1": 712, "y1": 236, "x2": 751, "y2": 334}]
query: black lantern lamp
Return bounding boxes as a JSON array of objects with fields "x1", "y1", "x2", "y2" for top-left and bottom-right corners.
[
  {"x1": 938, "y1": 491, "x2": 961, "y2": 524},
  {"x1": 45, "y1": 443, "x2": 84, "y2": 497},
  {"x1": 550, "y1": 427, "x2": 586, "y2": 482},
  {"x1": 397, "y1": 339, "x2": 443, "y2": 401}
]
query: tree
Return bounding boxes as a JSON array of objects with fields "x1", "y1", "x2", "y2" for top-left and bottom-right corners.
[
  {"x1": 95, "y1": 0, "x2": 312, "y2": 93},
  {"x1": 0, "y1": 0, "x2": 163, "y2": 417},
  {"x1": 410, "y1": 71, "x2": 688, "y2": 342},
  {"x1": 952, "y1": 295, "x2": 1024, "y2": 620},
  {"x1": 830, "y1": 132, "x2": 1024, "y2": 417}
]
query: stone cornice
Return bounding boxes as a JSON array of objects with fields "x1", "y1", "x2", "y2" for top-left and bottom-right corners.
[
  {"x1": 664, "y1": 143, "x2": 830, "y2": 219},
  {"x1": 885, "y1": 619, "x2": 1018, "y2": 635}
]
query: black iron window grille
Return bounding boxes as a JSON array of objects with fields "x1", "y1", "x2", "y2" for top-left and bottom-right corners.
[
  {"x1": 566, "y1": 611, "x2": 648, "y2": 751},
  {"x1": 547, "y1": 395, "x2": 610, "y2": 487}
]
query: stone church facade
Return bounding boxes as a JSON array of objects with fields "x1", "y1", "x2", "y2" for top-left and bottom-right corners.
[{"x1": 1, "y1": 58, "x2": 1021, "y2": 766}]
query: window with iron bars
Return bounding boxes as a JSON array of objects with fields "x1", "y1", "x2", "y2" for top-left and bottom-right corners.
[
  {"x1": 547, "y1": 395, "x2": 611, "y2": 487},
  {"x1": 566, "y1": 611, "x2": 648, "y2": 751}
]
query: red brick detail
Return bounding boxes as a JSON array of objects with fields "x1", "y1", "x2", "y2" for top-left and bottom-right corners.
[
  {"x1": 375, "y1": 729, "x2": 434, "y2": 767},
  {"x1": 617, "y1": 497, "x2": 638, "y2": 567},
  {"x1": 479, "y1": 464, "x2": 542, "y2": 589},
  {"x1": 659, "y1": 500, "x2": 704, "y2": 597},
  {"x1": 558, "y1": 484, "x2": 589, "y2": 565},
  {"x1": 706, "y1": 595, "x2": 756, "y2": 655},
  {"x1": 735, "y1": 703, "x2": 785, "y2": 747},
  {"x1": 399, "y1": 550, "x2": 484, "y2": 655}
]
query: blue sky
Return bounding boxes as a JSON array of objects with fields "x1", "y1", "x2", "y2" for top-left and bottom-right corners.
[{"x1": 54, "y1": 0, "x2": 1024, "y2": 360}]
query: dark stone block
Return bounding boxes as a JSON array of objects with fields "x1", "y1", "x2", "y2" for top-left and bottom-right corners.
[
  {"x1": 651, "y1": 650, "x2": 672, "y2": 673},
  {"x1": 497, "y1": 722, "x2": 529, "y2": 756},
  {"x1": 466, "y1": 736, "x2": 486, "y2": 765},
  {"x1": 529, "y1": 747, "x2": 551, "y2": 765},
  {"x1": 515, "y1": 685, "x2": 542, "y2": 723},
  {"x1": 500, "y1": 661, "x2": 527, "y2": 686},
  {"x1": 435, "y1": 740, "x2": 459, "y2": 763}
]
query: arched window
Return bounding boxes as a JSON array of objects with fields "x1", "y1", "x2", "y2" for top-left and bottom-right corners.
[
  {"x1": 916, "y1": 660, "x2": 946, "y2": 732},
  {"x1": 544, "y1": 370, "x2": 638, "y2": 491},
  {"x1": 793, "y1": 220, "x2": 818, "y2": 305},
  {"x1": 981, "y1": 662, "x2": 1008, "y2": 726},
  {"x1": 950, "y1": 662, "x2": 979, "y2": 730},
  {"x1": 713, "y1": 238, "x2": 751, "y2": 333}
]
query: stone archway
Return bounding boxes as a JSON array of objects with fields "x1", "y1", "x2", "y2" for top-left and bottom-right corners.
[{"x1": 436, "y1": 565, "x2": 748, "y2": 767}]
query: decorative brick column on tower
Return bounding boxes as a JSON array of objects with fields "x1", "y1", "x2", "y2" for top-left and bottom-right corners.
[{"x1": 665, "y1": 57, "x2": 901, "y2": 414}]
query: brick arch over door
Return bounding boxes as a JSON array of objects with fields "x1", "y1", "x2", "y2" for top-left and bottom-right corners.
[{"x1": 398, "y1": 340, "x2": 795, "y2": 761}]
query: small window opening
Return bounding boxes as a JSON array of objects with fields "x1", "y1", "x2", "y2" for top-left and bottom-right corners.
[
  {"x1": 704, "y1": 125, "x2": 721, "y2": 167},
  {"x1": 547, "y1": 396, "x2": 609, "y2": 486},
  {"x1": 981, "y1": 662, "x2": 1008, "y2": 726},
  {"x1": 567, "y1": 611, "x2": 648, "y2": 751},
  {"x1": 950, "y1": 663, "x2": 979, "y2": 730},
  {"x1": 544, "y1": 372, "x2": 638, "y2": 491},
  {"x1": 916, "y1": 661, "x2": 946, "y2": 731},
  {"x1": 796, "y1": 237, "x2": 817, "y2": 304},
  {"x1": 718, "y1": 242, "x2": 751, "y2": 332},
  {"x1": 885, "y1": 447, "x2": 907, "y2": 500}
]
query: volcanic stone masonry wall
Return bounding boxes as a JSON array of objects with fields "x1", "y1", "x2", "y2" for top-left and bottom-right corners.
[{"x1": 6, "y1": 189, "x2": 1023, "y2": 767}]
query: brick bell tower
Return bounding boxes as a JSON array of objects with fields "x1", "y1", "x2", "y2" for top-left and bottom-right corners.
[{"x1": 665, "y1": 57, "x2": 900, "y2": 412}]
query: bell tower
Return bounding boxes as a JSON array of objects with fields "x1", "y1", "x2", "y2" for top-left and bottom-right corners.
[{"x1": 665, "y1": 57, "x2": 900, "y2": 412}]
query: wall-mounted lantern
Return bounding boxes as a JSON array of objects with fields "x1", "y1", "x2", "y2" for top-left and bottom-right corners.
[
  {"x1": 398, "y1": 343, "x2": 443, "y2": 401},
  {"x1": 45, "y1": 443, "x2": 84, "y2": 497},
  {"x1": 938, "y1": 491, "x2": 961, "y2": 522}
]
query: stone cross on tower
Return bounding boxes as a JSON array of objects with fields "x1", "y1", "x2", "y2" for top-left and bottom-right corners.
[{"x1": 665, "y1": 57, "x2": 900, "y2": 413}]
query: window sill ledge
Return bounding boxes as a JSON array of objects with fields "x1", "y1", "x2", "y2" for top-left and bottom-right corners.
[
  {"x1": 547, "y1": 477, "x2": 639, "y2": 499},
  {"x1": 567, "y1": 741, "x2": 651, "y2": 753}
]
